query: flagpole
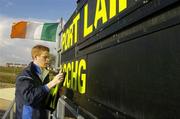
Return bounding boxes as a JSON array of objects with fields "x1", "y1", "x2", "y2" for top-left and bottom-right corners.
[{"x1": 55, "y1": 17, "x2": 63, "y2": 70}]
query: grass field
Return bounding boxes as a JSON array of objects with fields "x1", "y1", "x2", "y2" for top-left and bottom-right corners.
[
  {"x1": 0, "y1": 66, "x2": 23, "y2": 84},
  {"x1": 0, "y1": 66, "x2": 55, "y2": 87}
]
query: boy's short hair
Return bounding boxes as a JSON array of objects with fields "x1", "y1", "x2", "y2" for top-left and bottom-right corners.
[{"x1": 31, "y1": 45, "x2": 49, "y2": 59}]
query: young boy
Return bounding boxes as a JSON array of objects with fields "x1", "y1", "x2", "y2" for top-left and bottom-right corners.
[{"x1": 15, "y1": 45, "x2": 64, "y2": 119}]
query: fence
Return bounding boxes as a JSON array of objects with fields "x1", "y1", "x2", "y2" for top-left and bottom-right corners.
[
  {"x1": 2, "y1": 95, "x2": 91, "y2": 119},
  {"x1": 2, "y1": 99, "x2": 15, "y2": 119}
]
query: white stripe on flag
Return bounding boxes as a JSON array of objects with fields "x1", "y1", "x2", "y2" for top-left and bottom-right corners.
[
  {"x1": 25, "y1": 22, "x2": 43, "y2": 40},
  {"x1": 34, "y1": 23, "x2": 44, "y2": 40}
]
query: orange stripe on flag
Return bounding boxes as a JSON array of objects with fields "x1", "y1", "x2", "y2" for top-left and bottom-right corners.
[{"x1": 10, "y1": 21, "x2": 27, "y2": 38}]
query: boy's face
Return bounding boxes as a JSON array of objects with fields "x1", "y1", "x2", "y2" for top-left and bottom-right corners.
[{"x1": 34, "y1": 51, "x2": 50, "y2": 68}]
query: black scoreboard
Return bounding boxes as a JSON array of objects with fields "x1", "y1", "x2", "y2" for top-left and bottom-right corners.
[{"x1": 60, "y1": 0, "x2": 180, "y2": 118}]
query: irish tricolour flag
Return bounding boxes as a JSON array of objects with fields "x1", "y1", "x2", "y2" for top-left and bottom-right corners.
[{"x1": 10, "y1": 21, "x2": 59, "y2": 42}]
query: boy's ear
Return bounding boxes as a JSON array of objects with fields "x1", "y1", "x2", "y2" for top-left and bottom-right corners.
[{"x1": 34, "y1": 55, "x2": 38, "y2": 60}]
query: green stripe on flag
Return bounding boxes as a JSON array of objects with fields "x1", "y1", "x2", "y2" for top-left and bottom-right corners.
[{"x1": 41, "y1": 23, "x2": 59, "y2": 42}]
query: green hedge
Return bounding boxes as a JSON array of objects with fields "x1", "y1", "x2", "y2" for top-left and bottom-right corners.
[
  {"x1": 0, "y1": 66, "x2": 23, "y2": 73},
  {"x1": 0, "y1": 66, "x2": 23, "y2": 84}
]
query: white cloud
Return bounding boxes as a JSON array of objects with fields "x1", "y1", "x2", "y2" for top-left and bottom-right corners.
[
  {"x1": 0, "y1": 0, "x2": 13, "y2": 7},
  {"x1": 0, "y1": 16, "x2": 12, "y2": 48},
  {"x1": 5, "y1": 1, "x2": 13, "y2": 7},
  {"x1": 0, "y1": 15, "x2": 57, "y2": 66}
]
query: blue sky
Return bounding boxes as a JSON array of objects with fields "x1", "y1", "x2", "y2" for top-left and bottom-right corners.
[
  {"x1": 0, "y1": 0, "x2": 76, "y2": 21},
  {"x1": 0, "y1": 0, "x2": 76, "y2": 66}
]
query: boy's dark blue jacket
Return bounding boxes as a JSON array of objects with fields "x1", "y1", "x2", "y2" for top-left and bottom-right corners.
[{"x1": 15, "y1": 62, "x2": 50, "y2": 119}]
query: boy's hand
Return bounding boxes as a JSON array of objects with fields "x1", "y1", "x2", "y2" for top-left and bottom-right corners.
[{"x1": 46, "y1": 69, "x2": 64, "y2": 89}]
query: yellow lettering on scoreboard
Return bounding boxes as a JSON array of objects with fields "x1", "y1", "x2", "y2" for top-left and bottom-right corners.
[
  {"x1": 110, "y1": 0, "x2": 117, "y2": 19},
  {"x1": 119, "y1": 0, "x2": 127, "y2": 13},
  {"x1": 67, "y1": 62, "x2": 71, "y2": 88},
  {"x1": 78, "y1": 59, "x2": 86, "y2": 94},
  {"x1": 94, "y1": 0, "x2": 108, "y2": 29},
  {"x1": 62, "y1": 0, "x2": 127, "y2": 52},
  {"x1": 71, "y1": 61, "x2": 78, "y2": 91},
  {"x1": 62, "y1": 13, "x2": 80, "y2": 51},
  {"x1": 62, "y1": 59, "x2": 87, "y2": 94},
  {"x1": 83, "y1": 4, "x2": 93, "y2": 37}
]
